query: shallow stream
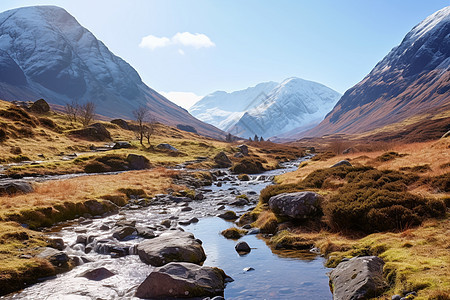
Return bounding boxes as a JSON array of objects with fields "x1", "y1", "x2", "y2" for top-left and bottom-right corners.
[{"x1": 3, "y1": 157, "x2": 332, "y2": 299}]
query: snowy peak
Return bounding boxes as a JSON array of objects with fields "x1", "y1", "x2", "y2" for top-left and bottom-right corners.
[
  {"x1": 407, "y1": 6, "x2": 450, "y2": 43},
  {"x1": 189, "y1": 77, "x2": 341, "y2": 138},
  {"x1": 0, "y1": 6, "x2": 225, "y2": 139}
]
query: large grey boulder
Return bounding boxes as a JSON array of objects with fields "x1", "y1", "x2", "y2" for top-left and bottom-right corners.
[
  {"x1": 137, "y1": 231, "x2": 206, "y2": 266},
  {"x1": 135, "y1": 262, "x2": 230, "y2": 299},
  {"x1": 112, "y1": 226, "x2": 136, "y2": 240},
  {"x1": 30, "y1": 98, "x2": 50, "y2": 113},
  {"x1": 36, "y1": 247, "x2": 70, "y2": 268},
  {"x1": 126, "y1": 154, "x2": 151, "y2": 170},
  {"x1": 237, "y1": 144, "x2": 249, "y2": 156},
  {"x1": 0, "y1": 181, "x2": 33, "y2": 196},
  {"x1": 214, "y1": 152, "x2": 232, "y2": 168},
  {"x1": 156, "y1": 143, "x2": 178, "y2": 152},
  {"x1": 329, "y1": 256, "x2": 387, "y2": 300},
  {"x1": 268, "y1": 192, "x2": 321, "y2": 219},
  {"x1": 78, "y1": 267, "x2": 115, "y2": 281}
]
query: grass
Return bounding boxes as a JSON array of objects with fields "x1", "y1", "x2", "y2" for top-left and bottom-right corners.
[{"x1": 221, "y1": 227, "x2": 248, "y2": 239}]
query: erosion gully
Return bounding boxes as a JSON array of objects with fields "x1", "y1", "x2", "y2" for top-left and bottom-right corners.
[{"x1": 2, "y1": 156, "x2": 332, "y2": 300}]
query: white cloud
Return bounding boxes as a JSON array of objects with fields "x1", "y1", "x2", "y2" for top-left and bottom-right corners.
[
  {"x1": 139, "y1": 32, "x2": 215, "y2": 51},
  {"x1": 139, "y1": 35, "x2": 171, "y2": 50},
  {"x1": 160, "y1": 91, "x2": 203, "y2": 109},
  {"x1": 178, "y1": 49, "x2": 185, "y2": 55},
  {"x1": 172, "y1": 32, "x2": 215, "y2": 49}
]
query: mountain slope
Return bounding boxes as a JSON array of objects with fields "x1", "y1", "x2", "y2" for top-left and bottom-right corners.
[
  {"x1": 0, "y1": 5, "x2": 224, "y2": 139},
  {"x1": 190, "y1": 78, "x2": 341, "y2": 138},
  {"x1": 298, "y1": 6, "x2": 450, "y2": 138}
]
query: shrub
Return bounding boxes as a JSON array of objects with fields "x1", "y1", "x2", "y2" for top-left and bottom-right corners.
[
  {"x1": 270, "y1": 230, "x2": 314, "y2": 250},
  {"x1": 375, "y1": 151, "x2": 407, "y2": 162},
  {"x1": 84, "y1": 161, "x2": 109, "y2": 173},
  {"x1": 238, "y1": 174, "x2": 250, "y2": 181},
  {"x1": 117, "y1": 188, "x2": 147, "y2": 198},
  {"x1": 38, "y1": 117, "x2": 56, "y2": 129}
]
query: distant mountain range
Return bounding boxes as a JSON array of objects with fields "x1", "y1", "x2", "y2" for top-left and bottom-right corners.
[
  {"x1": 0, "y1": 6, "x2": 224, "y2": 139},
  {"x1": 190, "y1": 77, "x2": 341, "y2": 139},
  {"x1": 294, "y1": 6, "x2": 450, "y2": 139}
]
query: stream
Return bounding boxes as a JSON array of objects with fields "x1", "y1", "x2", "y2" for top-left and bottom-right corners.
[{"x1": 3, "y1": 156, "x2": 332, "y2": 300}]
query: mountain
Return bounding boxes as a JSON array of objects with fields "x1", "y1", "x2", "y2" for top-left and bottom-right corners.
[
  {"x1": 297, "y1": 6, "x2": 450, "y2": 139},
  {"x1": 189, "y1": 78, "x2": 341, "y2": 139},
  {"x1": 0, "y1": 6, "x2": 224, "y2": 139}
]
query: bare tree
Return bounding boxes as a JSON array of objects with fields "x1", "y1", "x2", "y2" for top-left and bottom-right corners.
[
  {"x1": 133, "y1": 106, "x2": 149, "y2": 145},
  {"x1": 64, "y1": 100, "x2": 79, "y2": 123},
  {"x1": 143, "y1": 114, "x2": 156, "y2": 146},
  {"x1": 79, "y1": 101, "x2": 96, "y2": 127}
]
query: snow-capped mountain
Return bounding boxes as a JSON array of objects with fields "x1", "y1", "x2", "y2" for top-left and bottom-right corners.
[
  {"x1": 297, "y1": 6, "x2": 450, "y2": 139},
  {"x1": 0, "y1": 6, "x2": 224, "y2": 139},
  {"x1": 190, "y1": 78, "x2": 341, "y2": 139}
]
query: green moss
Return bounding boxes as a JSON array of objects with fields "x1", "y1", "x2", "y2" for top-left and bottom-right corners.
[{"x1": 221, "y1": 227, "x2": 247, "y2": 239}]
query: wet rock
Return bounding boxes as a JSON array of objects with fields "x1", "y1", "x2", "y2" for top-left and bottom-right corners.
[
  {"x1": 99, "y1": 224, "x2": 110, "y2": 231},
  {"x1": 112, "y1": 226, "x2": 136, "y2": 240},
  {"x1": 137, "y1": 231, "x2": 206, "y2": 266},
  {"x1": 195, "y1": 192, "x2": 204, "y2": 200},
  {"x1": 156, "y1": 143, "x2": 178, "y2": 152},
  {"x1": 235, "y1": 241, "x2": 251, "y2": 253},
  {"x1": 214, "y1": 151, "x2": 232, "y2": 168},
  {"x1": 230, "y1": 198, "x2": 248, "y2": 206},
  {"x1": 161, "y1": 219, "x2": 172, "y2": 228},
  {"x1": 135, "y1": 262, "x2": 230, "y2": 299},
  {"x1": 329, "y1": 256, "x2": 387, "y2": 300},
  {"x1": 330, "y1": 160, "x2": 352, "y2": 168},
  {"x1": 115, "y1": 219, "x2": 136, "y2": 227},
  {"x1": 79, "y1": 267, "x2": 115, "y2": 281},
  {"x1": 110, "y1": 246, "x2": 129, "y2": 257},
  {"x1": 112, "y1": 141, "x2": 131, "y2": 149},
  {"x1": 178, "y1": 217, "x2": 199, "y2": 226},
  {"x1": 181, "y1": 206, "x2": 193, "y2": 212},
  {"x1": 238, "y1": 174, "x2": 250, "y2": 181},
  {"x1": 0, "y1": 181, "x2": 33, "y2": 196},
  {"x1": 127, "y1": 154, "x2": 151, "y2": 170},
  {"x1": 31, "y1": 98, "x2": 50, "y2": 113},
  {"x1": 237, "y1": 144, "x2": 249, "y2": 156},
  {"x1": 84, "y1": 199, "x2": 118, "y2": 216},
  {"x1": 268, "y1": 192, "x2": 322, "y2": 219},
  {"x1": 76, "y1": 235, "x2": 87, "y2": 245},
  {"x1": 136, "y1": 226, "x2": 156, "y2": 239},
  {"x1": 218, "y1": 211, "x2": 238, "y2": 220},
  {"x1": 217, "y1": 205, "x2": 225, "y2": 210},
  {"x1": 37, "y1": 247, "x2": 70, "y2": 268},
  {"x1": 47, "y1": 237, "x2": 65, "y2": 250},
  {"x1": 243, "y1": 267, "x2": 254, "y2": 272},
  {"x1": 216, "y1": 182, "x2": 222, "y2": 187},
  {"x1": 247, "y1": 228, "x2": 260, "y2": 235}
]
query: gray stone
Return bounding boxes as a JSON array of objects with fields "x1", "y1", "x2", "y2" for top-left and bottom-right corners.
[
  {"x1": 0, "y1": 181, "x2": 33, "y2": 196},
  {"x1": 330, "y1": 160, "x2": 352, "y2": 168},
  {"x1": 214, "y1": 152, "x2": 232, "y2": 168},
  {"x1": 156, "y1": 143, "x2": 179, "y2": 152},
  {"x1": 235, "y1": 241, "x2": 251, "y2": 253},
  {"x1": 78, "y1": 267, "x2": 115, "y2": 281},
  {"x1": 112, "y1": 141, "x2": 131, "y2": 149},
  {"x1": 234, "y1": 152, "x2": 244, "y2": 158},
  {"x1": 47, "y1": 237, "x2": 65, "y2": 250},
  {"x1": 136, "y1": 226, "x2": 156, "y2": 239},
  {"x1": 112, "y1": 226, "x2": 136, "y2": 240},
  {"x1": 268, "y1": 191, "x2": 321, "y2": 219},
  {"x1": 127, "y1": 154, "x2": 151, "y2": 170},
  {"x1": 135, "y1": 262, "x2": 230, "y2": 299},
  {"x1": 37, "y1": 247, "x2": 70, "y2": 268},
  {"x1": 76, "y1": 235, "x2": 87, "y2": 245},
  {"x1": 218, "y1": 211, "x2": 238, "y2": 220},
  {"x1": 161, "y1": 219, "x2": 172, "y2": 228},
  {"x1": 392, "y1": 295, "x2": 402, "y2": 300},
  {"x1": 30, "y1": 98, "x2": 50, "y2": 113},
  {"x1": 329, "y1": 256, "x2": 387, "y2": 300},
  {"x1": 137, "y1": 231, "x2": 206, "y2": 266},
  {"x1": 237, "y1": 144, "x2": 249, "y2": 156}
]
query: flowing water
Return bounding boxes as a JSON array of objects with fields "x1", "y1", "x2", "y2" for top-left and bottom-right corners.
[{"x1": 3, "y1": 156, "x2": 332, "y2": 300}]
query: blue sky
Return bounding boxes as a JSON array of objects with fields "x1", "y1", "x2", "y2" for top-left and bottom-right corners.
[{"x1": 0, "y1": 1, "x2": 448, "y2": 108}]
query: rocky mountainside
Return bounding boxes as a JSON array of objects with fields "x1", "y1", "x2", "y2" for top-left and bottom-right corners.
[
  {"x1": 296, "y1": 6, "x2": 450, "y2": 139},
  {"x1": 190, "y1": 78, "x2": 341, "y2": 139},
  {"x1": 0, "y1": 6, "x2": 224, "y2": 139}
]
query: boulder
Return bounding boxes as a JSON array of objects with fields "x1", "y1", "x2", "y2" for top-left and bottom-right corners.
[
  {"x1": 78, "y1": 267, "x2": 115, "y2": 281},
  {"x1": 268, "y1": 192, "x2": 322, "y2": 219},
  {"x1": 135, "y1": 262, "x2": 230, "y2": 299},
  {"x1": 30, "y1": 99, "x2": 50, "y2": 113},
  {"x1": 330, "y1": 160, "x2": 352, "y2": 168},
  {"x1": 136, "y1": 226, "x2": 156, "y2": 239},
  {"x1": 176, "y1": 124, "x2": 198, "y2": 134},
  {"x1": 47, "y1": 237, "x2": 65, "y2": 251},
  {"x1": 235, "y1": 241, "x2": 251, "y2": 253},
  {"x1": 230, "y1": 158, "x2": 265, "y2": 174},
  {"x1": 112, "y1": 141, "x2": 131, "y2": 149},
  {"x1": 111, "y1": 119, "x2": 130, "y2": 130},
  {"x1": 156, "y1": 143, "x2": 178, "y2": 152},
  {"x1": 84, "y1": 199, "x2": 118, "y2": 216},
  {"x1": 234, "y1": 152, "x2": 244, "y2": 158},
  {"x1": 329, "y1": 256, "x2": 387, "y2": 300},
  {"x1": 137, "y1": 231, "x2": 206, "y2": 266},
  {"x1": 112, "y1": 226, "x2": 136, "y2": 240},
  {"x1": 218, "y1": 211, "x2": 238, "y2": 220},
  {"x1": 126, "y1": 154, "x2": 151, "y2": 170},
  {"x1": 36, "y1": 247, "x2": 70, "y2": 268},
  {"x1": 69, "y1": 123, "x2": 111, "y2": 141},
  {"x1": 237, "y1": 144, "x2": 249, "y2": 156},
  {"x1": 0, "y1": 181, "x2": 33, "y2": 196},
  {"x1": 214, "y1": 152, "x2": 232, "y2": 168}
]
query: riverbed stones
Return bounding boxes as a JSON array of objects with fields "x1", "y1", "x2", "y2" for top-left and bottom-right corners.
[
  {"x1": 126, "y1": 154, "x2": 151, "y2": 170},
  {"x1": 330, "y1": 160, "x2": 352, "y2": 168},
  {"x1": 137, "y1": 231, "x2": 206, "y2": 266},
  {"x1": 135, "y1": 262, "x2": 230, "y2": 299},
  {"x1": 237, "y1": 144, "x2": 249, "y2": 156},
  {"x1": 268, "y1": 191, "x2": 322, "y2": 219},
  {"x1": 0, "y1": 181, "x2": 33, "y2": 196},
  {"x1": 47, "y1": 237, "x2": 65, "y2": 251},
  {"x1": 329, "y1": 256, "x2": 387, "y2": 300},
  {"x1": 37, "y1": 247, "x2": 70, "y2": 268},
  {"x1": 214, "y1": 151, "x2": 232, "y2": 168},
  {"x1": 136, "y1": 226, "x2": 156, "y2": 239},
  {"x1": 235, "y1": 241, "x2": 251, "y2": 253},
  {"x1": 79, "y1": 267, "x2": 115, "y2": 281},
  {"x1": 218, "y1": 211, "x2": 238, "y2": 220},
  {"x1": 156, "y1": 143, "x2": 179, "y2": 152}
]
